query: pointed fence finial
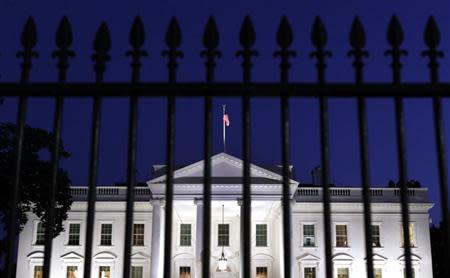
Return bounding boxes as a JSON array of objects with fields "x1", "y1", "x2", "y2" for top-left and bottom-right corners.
[
  {"x1": 239, "y1": 15, "x2": 256, "y2": 49},
  {"x1": 201, "y1": 16, "x2": 222, "y2": 82},
  {"x1": 162, "y1": 17, "x2": 183, "y2": 83},
  {"x1": 309, "y1": 16, "x2": 332, "y2": 83},
  {"x1": 17, "y1": 16, "x2": 38, "y2": 83},
  {"x1": 422, "y1": 16, "x2": 444, "y2": 83},
  {"x1": 274, "y1": 16, "x2": 296, "y2": 83},
  {"x1": 387, "y1": 15, "x2": 404, "y2": 47},
  {"x1": 126, "y1": 16, "x2": 148, "y2": 83},
  {"x1": 92, "y1": 21, "x2": 111, "y2": 82},
  {"x1": 52, "y1": 16, "x2": 75, "y2": 83},
  {"x1": 348, "y1": 16, "x2": 369, "y2": 83},
  {"x1": 236, "y1": 15, "x2": 258, "y2": 83},
  {"x1": 384, "y1": 15, "x2": 408, "y2": 83}
]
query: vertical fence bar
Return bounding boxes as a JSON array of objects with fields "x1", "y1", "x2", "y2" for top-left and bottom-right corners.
[
  {"x1": 310, "y1": 16, "x2": 333, "y2": 278},
  {"x1": 274, "y1": 16, "x2": 296, "y2": 278},
  {"x1": 200, "y1": 16, "x2": 221, "y2": 278},
  {"x1": 162, "y1": 17, "x2": 183, "y2": 278},
  {"x1": 43, "y1": 16, "x2": 75, "y2": 278},
  {"x1": 348, "y1": 17, "x2": 374, "y2": 278},
  {"x1": 422, "y1": 16, "x2": 450, "y2": 277},
  {"x1": 123, "y1": 16, "x2": 147, "y2": 278},
  {"x1": 83, "y1": 22, "x2": 111, "y2": 278},
  {"x1": 5, "y1": 17, "x2": 37, "y2": 278},
  {"x1": 236, "y1": 15, "x2": 257, "y2": 278},
  {"x1": 385, "y1": 15, "x2": 413, "y2": 278}
]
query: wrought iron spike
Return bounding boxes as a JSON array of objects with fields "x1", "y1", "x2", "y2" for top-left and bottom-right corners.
[
  {"x1": 424, "y1": 16, "x2": 440, "y2": 48},
  {"x1": 311, "y1": 16, "x2": 327, "y2": 49},
  {"x1": 350, "y1": 16, "x2": 366, "y2": 49},
  {"x1": 129, "y1": 16, "x2": 146, "y2": 49},
  {"x1": 239, "y1": 15, "x2": 256, "y2": 48},
  {"x1": 387, "y1": 15, "x2": 404, "y2": 47},
  {"x1": 165, "y1": 17, "x2": 182, "y2": 49},
  {"x1": 203, "y1": 16, "x2": 219, "y2": 50},
  {"x1": 56, "y1": 16, "x2": 73, "y2": 49},
  {"x1": 93, "y1": 22, "x2": 111, "y2": 53},
  {"x1": 277, "y1": 16, "x2": 293, "y2": 49},
  {"x1": 21, "y1": 17, "x2": 37, "y2": 49}
]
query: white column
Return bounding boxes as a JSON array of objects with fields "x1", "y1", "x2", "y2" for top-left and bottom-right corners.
[
  {"x1": 150, "y1": 198, "x2": 163, "y2": 278},
  {"x1": 194, "y1": 198, "x2": 204, "y2": 278},
  {"x1": 237, "y1": 198, "x2": 243, "y2": 278}
]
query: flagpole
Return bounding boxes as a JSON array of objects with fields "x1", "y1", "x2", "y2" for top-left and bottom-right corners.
[{"x1": 223, "y1": 104, "x2": 226, "y2": 153}]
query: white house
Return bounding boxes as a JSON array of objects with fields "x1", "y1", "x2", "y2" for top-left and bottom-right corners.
[{"x1": 16, "y1": 152, "x2": 434, "y2": 278}]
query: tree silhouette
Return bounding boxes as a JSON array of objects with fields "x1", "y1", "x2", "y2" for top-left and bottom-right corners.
[{"x1": 0, "y1": 122, "x2": 72, "y2": 240}]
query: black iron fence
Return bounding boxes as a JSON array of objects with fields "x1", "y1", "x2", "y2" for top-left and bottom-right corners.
[{"x1": 2, "y1": 14, "x2": 450, "y2": 278}]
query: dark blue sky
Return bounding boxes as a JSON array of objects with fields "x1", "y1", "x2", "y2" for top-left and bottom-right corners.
[{"x1": 0, "y1": 0, "x2": 449, "y2": 223}]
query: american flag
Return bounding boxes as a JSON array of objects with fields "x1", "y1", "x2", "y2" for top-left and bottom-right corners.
[{"x1": 223, "y1": 107, "x2": 230, "y2": 126}]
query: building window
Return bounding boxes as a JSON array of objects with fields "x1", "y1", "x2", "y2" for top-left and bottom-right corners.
[
  {"x1": 256, "y1": 267, "x2": 268, "y2": 278},
  {"x1": 34, "y1": 266, "x2": 43, "y2": 278},
  {"x1": 256, "y1": 224, "x2": 267, "y2": 247},
  {"x1": 66, "y1": 266, "x2": 78, "y2": 278},
  {"x1": 304, "y1": 267, "x2": 316, "y2": 278},
  {"x1": 99, "y1": 266, "x2": 111, "y2": 278},
  {"x1": 100, "y1": 224, "x2": 113, "y2": 246},
  {"x1": 133, "y1": 224, "x2": 145, "y2": 246},
  {"x1": 374, "y1": 268, "x2": 382, "y2": 278},
  {"x1": 401, "y1": 224, "x2": 415, "y2": 247},
  {"x1": 180, "y1": 224, "x2": 192, "y2": 246},
  {"x1": 218, "y1": 224, "x2": 229, "y2": 246},
  {"x1": 371, "y1": 225, "x2": 381, "y2": 247},
  {"x1": 337, "y1": 268, "x2": 349, "y2": 278},
  {"x1": 68, "y1": 223, "x2": 81, "y2": 246},
  {"x1": 180, "y1": 266, "x2": 191, "y2": 278},
  {"x1": 303, "y1": 224, "x2": 315, "y2": 247},
  {"x1": 403, "y1": 268, "x2": 415, "y2": 278},
  {"x1": 35, "y1": 222, "x2": 46, "y2": 245},
  {"x1": 131, "y1": 266, "x2": 143, "y2": 278},
  {"x1": 336, "y1": 225, "x2": 348, "y2": 247}
]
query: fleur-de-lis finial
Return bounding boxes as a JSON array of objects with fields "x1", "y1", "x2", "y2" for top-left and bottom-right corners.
[
  {"x1": 162, "y1": 17, "x2": 183, "y2": 82},
  {"x1": 17, "y1": 16, "x2": 38, "y2": 83},
  {"x1": 52, "y1": 16, "x2": 75, "y2": 82},
  {"x1": 92, "y1": 21, "x2": 111, "y2": 82},
  {"x1": 384, "y1": 15, "x2": 408, "y2": 83},
  {"x1": 422, "y1": 16, "x2": 444, "y2": 83},
  {"x1": 236, "y1": 15, "x2": 258, "y2": 83},
  {"x1": 201, "y1": 16, "x2": 222, "y2": 82},
  {"x1": 126, "y1": 16, "x2": 148, "y2": 82},
  {"x1": 348, "y1": 16, "x2": 369, "y2": 82},
  {"x1": 274, "y1": 16, "x2": 296, "y2": 82},
  {"x1": 309, "y1": 16, "x2": 332, "y2": 83}
]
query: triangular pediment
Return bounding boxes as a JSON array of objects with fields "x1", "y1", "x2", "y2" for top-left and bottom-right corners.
[
  {"x1": 147, "y1": 153, "x2": 299, "y2": 200},
  {"x1": 297, "y1": 253, "x2": 321, "y2": 261},
  {"x1": 60, "y1": 251, "x2": 84, "y2": 260},
  {"x1": 149, "y1": 152, "x2": 296, "y2": 183}
]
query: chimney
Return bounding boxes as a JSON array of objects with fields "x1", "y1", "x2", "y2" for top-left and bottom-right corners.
[{"x1": 311, "y1": 166, "x2": 322, "y2": 186}]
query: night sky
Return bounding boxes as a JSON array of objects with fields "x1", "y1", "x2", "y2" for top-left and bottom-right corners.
[{"x1": 0, "y1": 0, "x2": 449, "y2": 224}]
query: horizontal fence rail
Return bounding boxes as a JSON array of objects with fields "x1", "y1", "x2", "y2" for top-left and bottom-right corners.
[{"x1": 2, "y1": 13, "x2": 449, "y2": 278}]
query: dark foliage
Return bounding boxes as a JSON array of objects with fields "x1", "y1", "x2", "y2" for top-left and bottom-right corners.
[
  {"x1": 387, "y1": 179, "x2": 422, "y2": 188},
  {"x1": 0, "y1": 123, "x2": 72, "y2": 238}
]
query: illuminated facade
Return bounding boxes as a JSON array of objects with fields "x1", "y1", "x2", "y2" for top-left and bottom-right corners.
[{"x1": 16, "y1": 153, "x2": 433, "y2": 278}]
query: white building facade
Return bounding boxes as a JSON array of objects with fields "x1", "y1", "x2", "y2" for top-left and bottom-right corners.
[{"x1": 16, "y1": 153, "x2": 434, "y2": 278}]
